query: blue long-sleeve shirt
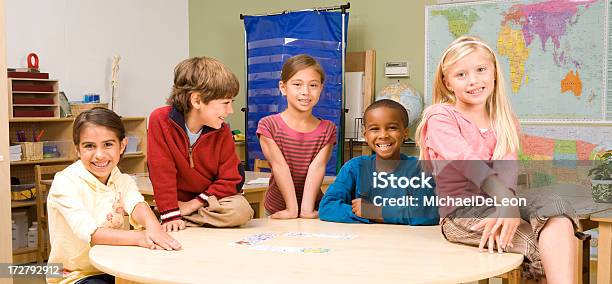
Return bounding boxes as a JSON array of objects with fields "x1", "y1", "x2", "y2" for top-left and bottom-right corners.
[{"x1": 319, "y1": 154, "x2": 439, "y2": 225}]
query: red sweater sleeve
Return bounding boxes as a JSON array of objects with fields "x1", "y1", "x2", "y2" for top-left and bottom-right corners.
[
  {"x1": 204, "y1": 126, "x2": 243, "y2": 198},
  {"x1": 147, "y1": 110, "x2": 181, "y2": 222}
]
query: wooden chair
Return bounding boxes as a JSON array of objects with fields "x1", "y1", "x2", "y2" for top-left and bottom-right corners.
[
  {"x1": 253, "y1": 159, "x2": 270, "y2": 172},
  {"x1": 34, "y1": 164, "x2": 70, "y2": 262}
]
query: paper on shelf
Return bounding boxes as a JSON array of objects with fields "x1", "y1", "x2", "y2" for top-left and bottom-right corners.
[{"x1": 246, "y1": 177, "x2": 269, "y2": 185}]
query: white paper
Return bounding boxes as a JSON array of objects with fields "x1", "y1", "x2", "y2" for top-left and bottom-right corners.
[{"x1": 246, "y1": 177, "x2": 270, "y2": 185}]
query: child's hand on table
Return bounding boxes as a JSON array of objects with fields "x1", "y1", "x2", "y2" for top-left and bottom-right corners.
[
  {"x1": 141, "y1": 226, "x2": 183, "y2": 250},
  {"x1": 270, "y1": 209, "x2": 298, "y2": 219},
  {"x1": 162, "y1": 219, "x2": 186, "y2": 232},
  {"x1": 299, "y1": 210, "x2": 319, "y2": 219}
]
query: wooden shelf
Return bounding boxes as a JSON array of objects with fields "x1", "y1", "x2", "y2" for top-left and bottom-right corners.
[
  {"x1": 13, "y1": 104, "x2": 59, "y2": 107},
  {"x1": 124, "y1": 151, "x2": 144, "y2": 158},
  {"x1": 11, "y1": 200, "x2": 36, "y2": 208},
  {"x1": 121, "y1": 117, "x2": 147, "y2": 122},
  {"x1": 12, "y1": 91, "x2": 59, "y2": 94},
  {"x1": 11, "y1": 157, "x2": 75, "y2": 166},
  {"x1": 13, "y1": 247, "x2": 38, "y2": 255},
  {"x1": 9, "y1": 78, "x2": 57, "y2": 82},
  {"x1": 12, "y1": 248, "x2": 38, "y2": 264},
  {"x1": 9, "y1": 117, "x2": 73, "y2": 123}
]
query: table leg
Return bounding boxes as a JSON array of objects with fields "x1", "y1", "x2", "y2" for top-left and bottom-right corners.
[
  {"x1": 258, "y1": 202, "x2": 266, "y2": 218},
  {"x1": 575, "y1": 237, "x2": 584, "y2": 284},
  {"x1": 499, "y1": 268, "x2": 520, "y2": 284},
  {"x1": 116, "y1": 277, "x2": 141, "y2": 284},
  {"x1": 598, "y1": 222, "x2": 612, "y2": 284}
]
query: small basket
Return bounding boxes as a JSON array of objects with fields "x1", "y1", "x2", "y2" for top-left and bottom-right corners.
[
  {"x1": 69, "y1": 103, "x2": 108, "y2": 117},
  {"x1": 19, "y1": 142, "x2": 43, "y2": 161},
  {"x1": 11, "y1": 184, "x2": 37, "y2": 201}
]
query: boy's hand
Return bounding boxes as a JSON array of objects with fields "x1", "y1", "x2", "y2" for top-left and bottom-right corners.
[
  {"x1": 178, "y1": 200, "x2": 203, "y2": 216},
  {"x1": 351, "y1": 198, "x2": 363, "y2": 217},
  {"x1": 270, "y1": 209, "x2": 298, "y2": 219},
  {"x1": 352, "y1": 198, "x2": 383, "y2": 221},
  {"x1": 144, "y1": 226, "x2": 182, "y2": 251},
  {"x1": 162, "y1": 219, "x2": 186, "y2": 232},
  {"x1": 299, "y1": 210, "x2": 318, "y2": 219}
]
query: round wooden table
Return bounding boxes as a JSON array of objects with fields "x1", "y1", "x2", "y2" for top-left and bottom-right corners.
[{"x1": 90, "y1": 219, "x2": 522, "y2": 284}]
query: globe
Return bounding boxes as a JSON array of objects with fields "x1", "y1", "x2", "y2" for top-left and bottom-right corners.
[{"x1": 376, "y1": 82, "x2": 424, "y2": 126}]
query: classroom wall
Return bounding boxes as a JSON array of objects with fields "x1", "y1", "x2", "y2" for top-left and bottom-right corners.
[
  {"x1": 189, "y1": 0, "x2": 437, "y2": 133},
  {"x1": 1, "y1": 0, "x2": 14, "y2": 278},
  {"x1": 5, "y1": 0, "x2": 189, "y2": 118}
]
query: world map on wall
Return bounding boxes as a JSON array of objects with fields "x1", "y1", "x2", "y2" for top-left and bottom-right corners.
[{"x1": 426, "y1": 0, "x2": 609, "y2": 122}]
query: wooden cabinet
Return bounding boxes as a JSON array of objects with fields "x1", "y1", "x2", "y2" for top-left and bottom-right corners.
[
  {"x1": 9, "y1": 116, "x2": 147, "y2": 264},
  {"x1": 8, "y1": 78, "x2": 60, "y2": 118}
]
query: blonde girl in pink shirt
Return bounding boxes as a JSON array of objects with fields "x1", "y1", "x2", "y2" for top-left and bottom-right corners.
[{"x1": 416, "y1": 36, "x2": 578, "y2": 283}]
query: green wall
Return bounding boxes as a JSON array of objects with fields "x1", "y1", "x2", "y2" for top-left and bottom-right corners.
[{"x1": 189, "y1": 0, "x2": 437, "y2": 133}]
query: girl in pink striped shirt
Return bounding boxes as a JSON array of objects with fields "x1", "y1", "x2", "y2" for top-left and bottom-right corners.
[
  {"x1": 257, "y1": 54, "x2": 336, "y2": 219},
  {"x1": 416, "y1": 36, "x2": 578, "y2": 282}
]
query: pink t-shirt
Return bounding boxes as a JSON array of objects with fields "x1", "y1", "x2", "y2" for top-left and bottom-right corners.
[
  {"x1": 256, "y1": 114, "x2": 337, "y2": 214},
  {"x1": 419, "y1": 104, "x2": 518, "y2": 216}
]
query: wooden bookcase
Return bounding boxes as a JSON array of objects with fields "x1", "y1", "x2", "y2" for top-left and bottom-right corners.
[
  {"x1": 9, "y1": 116, "x2": 147, "y2": 264},
  {"x1": 8, "y1": 78, "x2": 60, "y2": 119},
  {"x1": 346, "y1": 50, "x2": 376, "y2": 156}
]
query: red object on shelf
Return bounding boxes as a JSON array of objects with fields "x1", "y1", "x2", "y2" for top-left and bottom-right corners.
[
  {"x1": 13, "y1": 110, "x2": 55, "y2": 117},
  {"x1": 12, "y1": 98, "x2": 54, "y2": 104},
  {"x1": 7, "y1": 71, "x2": 49, "y2": 79},
  {"x1": 12, "y1": 84, "x2": 54, "y2": 92}
]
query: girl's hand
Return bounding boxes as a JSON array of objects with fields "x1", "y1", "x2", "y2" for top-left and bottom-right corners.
[
  {"x1": 299, "y1": 210, "x2": 318, "y2": 219},
  {"x1": 162, "y1": 219, "x2": 186, "y2": 232},
  {"x1": 270, "y1": 209, "x2": 298, "y2": 219},
  {"x1": 137, "y1": 231, "x2": 162, "y2": 250},
  {"x1": 144, "y1": 226, "x2": 182, "y2": 251},
  {"x1": 471, "y1": 217, "x2": 520, "y2": 253}
]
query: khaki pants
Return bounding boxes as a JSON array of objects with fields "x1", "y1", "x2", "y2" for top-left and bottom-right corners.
[{"x1": 183, "y1": 194, "x2": 254, "y2": 227}]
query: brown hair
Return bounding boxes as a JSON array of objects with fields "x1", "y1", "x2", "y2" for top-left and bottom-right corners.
[
  {"x1": 280, "y1": 54, "x2": 325, "y2": 84},
  {"x1": 73, "y1": 107, "x2": 125, "y2": 145},
  {"x1": 167, "y1": 56, "x2": 239, "y2": 114},
  {"x1": 363, "y1": 99, "x2": 409, "y2": 128}
]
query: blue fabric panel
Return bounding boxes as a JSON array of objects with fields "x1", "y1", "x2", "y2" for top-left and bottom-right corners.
[{"x1": 244, "y1": 11, "x2": 348, "y2": 176}]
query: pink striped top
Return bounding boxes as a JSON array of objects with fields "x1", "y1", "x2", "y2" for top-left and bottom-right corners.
[
  {"x1": 257, "y1": 114, "x2": 336, "y2": 214},
  {"x1": 419, "y1": 104, "x2": 518, "y2": 217}
]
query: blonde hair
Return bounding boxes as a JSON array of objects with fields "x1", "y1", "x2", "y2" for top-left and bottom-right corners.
[{"x1": 415, "y1": 36, "x2": 520, "y2": 160}]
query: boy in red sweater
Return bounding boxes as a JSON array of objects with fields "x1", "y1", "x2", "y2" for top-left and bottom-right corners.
[{"x1": 148, "y1": 57, "x2": 253, "y2": 232}]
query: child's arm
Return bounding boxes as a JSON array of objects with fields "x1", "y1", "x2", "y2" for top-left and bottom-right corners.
[
  {"x1": 425, "y1": 110, "x2": 520, "y2": 250},
  {"x1": 300, "y1": 143, "x2": 333, "y2": 218},
  {"x1": 260, "y1": 135, "x2": 298, "y2": 219},
  {"x1": 129, "y1": 203, "x2": 182, "y2": 250},
  {"x1": 47, "y1": 175, "x2": 178, "y2": 250},
  {"x1": 147, "y1": 112, "x2": 181, "y2": 224},
  {"x1": 319, "y1": 159, "x2": 370, "y2": 224},
  {"x1": 91, "y1": 205, "x2": 182, "y2": 250},
  {"x1": 471, "y1": 175, "x2": 521, "y2": 253},
  {"x1": 200, "y1": 125, "x2": 245, "y2": 198},
  {"x1": 122, "y1": 177, "x2": 182, "y2": 250}
]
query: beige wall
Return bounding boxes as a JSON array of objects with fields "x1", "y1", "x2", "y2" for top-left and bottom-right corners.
[
  {"x1": 189, "y1": 0, "x2": 437, "y2": 133},
  {"x1": 1, "y1": 0, "x2": 14, "y2": 281}
]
